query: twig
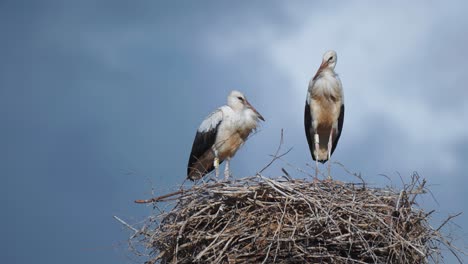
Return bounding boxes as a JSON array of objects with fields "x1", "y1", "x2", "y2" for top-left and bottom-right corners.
[
  {"x1": 134, "y1": 189, "x2": 185, "y2": 204},
  {"x1": 258, "y1": 129, "x2": 292, "y2": 174},
  {"x1": 113, "y1": 216, "x2": 138, "y2": 233},
  {"x1": 436, "y1": 212, "x2": 463, "y2": 232}
]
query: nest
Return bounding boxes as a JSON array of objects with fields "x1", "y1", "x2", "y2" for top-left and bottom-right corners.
[{"x1": 126, "y1": 174, "x2": 462, "y2": 263}]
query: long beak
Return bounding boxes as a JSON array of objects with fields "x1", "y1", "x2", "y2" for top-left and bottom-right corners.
[
  {"x1": 320, "y1": 60, "x2": 328, "y2": 70},
  {"x1": 246, "y1": 100, "x2": 265, "y2": 121},
  {"x1": 312, "y1": 60, "x2": 328, "y2": 80}
]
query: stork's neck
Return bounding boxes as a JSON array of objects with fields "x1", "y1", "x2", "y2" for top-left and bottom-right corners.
[
  {"x1": 319, "y1": 68, "x2": 336, "y2": 77},
  {"x1": 313, "y1": 66, "x2": 336, "y2": 81},
  {"x1": 309, "y1": 69, "x2": 341, "y2": 97},
  {"x1": 236, "y1": 108, "x2": 259, "y2": 131}
]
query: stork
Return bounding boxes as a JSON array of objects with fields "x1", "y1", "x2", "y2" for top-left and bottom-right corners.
[
  {"x1": 304, "y1": 50, "x2": 345, "y2": 179},
  {"x1": 187, "y1": 90, "x2": 265, "y2": 181}
]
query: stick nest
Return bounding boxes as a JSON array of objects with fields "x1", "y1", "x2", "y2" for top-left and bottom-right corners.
[{"x1": 129, "y1": 174, "x2": 461, "y2": 263}]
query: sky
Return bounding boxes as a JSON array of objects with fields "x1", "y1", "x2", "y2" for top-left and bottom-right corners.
[{"x1": 1, "y1": 1, "x2": 467, "y2": 263}]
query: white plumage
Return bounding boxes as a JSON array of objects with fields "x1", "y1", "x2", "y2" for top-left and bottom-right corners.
[
  {"x1": 188, "y1": 90, "x2": 264, "y2": 180},
  {"x1": 304, "y1": 50, "x2": 345, "y2": 178}
]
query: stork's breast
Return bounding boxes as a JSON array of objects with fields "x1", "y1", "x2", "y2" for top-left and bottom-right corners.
[
  {"x1": 311, "y1": 95, "x2": 342, "y2": 128},
  {"x1": 214, "y1": 113, "x2": 258, "y2": 159},
  {"x1": 216, "y1": 132, "x2": 245, "y2": 159}
]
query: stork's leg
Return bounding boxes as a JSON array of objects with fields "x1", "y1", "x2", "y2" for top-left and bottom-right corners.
[
  {"x1": 224, "y1": 157, "x2": 231, "y2": 180},
  {"x1": 314, "y1": 133, "x2": 320, "y2": 179},
  {"x1": 327, "y1": 129, "x2": 333, "y2": 180},
  {"x1": 213, "y1": 150, "x2": 220, "y2": 180}
]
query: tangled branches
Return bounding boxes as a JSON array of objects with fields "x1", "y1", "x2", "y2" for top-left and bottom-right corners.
[{"x1": 122, "y1": 174, "x2": 463, "y2": 263}]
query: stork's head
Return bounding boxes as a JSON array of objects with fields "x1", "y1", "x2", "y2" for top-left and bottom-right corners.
[
  {"x1": 228, "y1": 90, "x2": 265, "y2": 121},
  {"x1": 321, "y1": 50, "x2": 338, "y2": 70}
]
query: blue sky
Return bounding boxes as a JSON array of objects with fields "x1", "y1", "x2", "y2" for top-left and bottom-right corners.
[{"x1": 1, "y1": 1, "x2": 467, "y2": 263}]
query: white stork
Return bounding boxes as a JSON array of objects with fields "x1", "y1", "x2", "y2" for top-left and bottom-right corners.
[
  {"x1": 304, "y1": 50, "x2": 345, "y2": 178},
  {"x1": 187, "y1": 90, "x2": 265, "y2": 181}
]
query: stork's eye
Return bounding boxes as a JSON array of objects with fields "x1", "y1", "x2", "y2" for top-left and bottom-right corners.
[
  {"x1": 237, "y1": 96, "x2": 244, "y2": 101},
  {"x1": 328, "y1": 56, "x2": 333, "y2": 62}
]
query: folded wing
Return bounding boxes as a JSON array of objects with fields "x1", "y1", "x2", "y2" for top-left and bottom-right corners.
[{"x1": 187, "y1": 109, "x2": 224, "y2": 180}]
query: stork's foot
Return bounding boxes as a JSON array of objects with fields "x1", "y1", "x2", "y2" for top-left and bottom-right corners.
[
  {"x1": 322, "y1": 176, "x2": 344, "y2": 187},
  {"x1": 324, "y1": 176, "x2": 333, "y2": 183},
  {"x1": 314, "y1": 159, "x2": 320, "y2": 179},
  {"x1": 224, "y1": 170, "x2": 231, "y2": 181},
  {"x1": 223, "y1": 158, "x2": 231, "y2": 181},
  {"x1": 326, "y1": 129, "x2": 333, "y2": 182}
]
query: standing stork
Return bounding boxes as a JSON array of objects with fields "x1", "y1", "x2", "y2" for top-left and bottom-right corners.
[
  {"x1": 304, "y1": 50, "x2": 345, "y2": 179},
  {"x1": 187, "y1": 90, "x2": 265, "y2": 181}
]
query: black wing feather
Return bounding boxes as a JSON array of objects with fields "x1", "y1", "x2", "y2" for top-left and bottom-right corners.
[
  {"x1": 304, "y1": 101, "x2": 317, "y2": 161},
  {"x1": 330, "y1": 104, "x2": 344, "y2": 156},
  {"x1": 187, "y1": 122, "x2": 221, "y2": 178}
]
